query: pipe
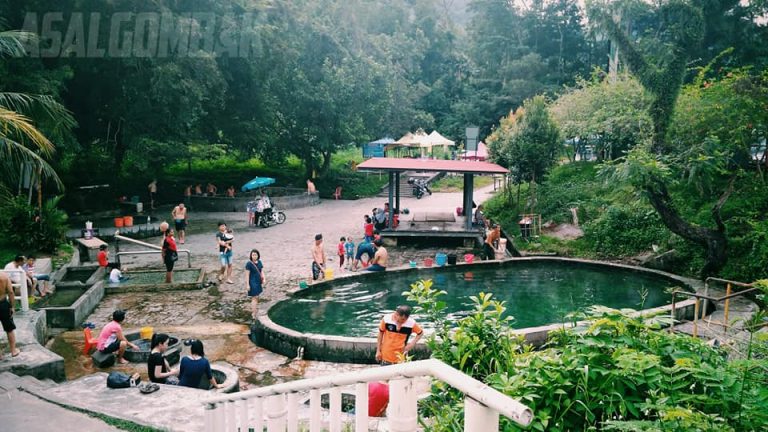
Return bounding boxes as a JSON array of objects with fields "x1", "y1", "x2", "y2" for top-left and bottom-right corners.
[
  {"x1": 115, "y1": 250, "x2": 192, "y2": 268},
  {"x1": 114, "y1": 233, "x2": 161, "y2": 250}
]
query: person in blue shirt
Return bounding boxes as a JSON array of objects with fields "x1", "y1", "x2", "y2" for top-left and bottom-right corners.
[
  {"x1": 244, "y1": 249, "x2": 265, "y2": 320},
  {"x1": 343, "y1": 237, "x2": 355, "y2": 270},
  {"x1": 178, "y1": 340, "x2": 221, "y2": 390}
]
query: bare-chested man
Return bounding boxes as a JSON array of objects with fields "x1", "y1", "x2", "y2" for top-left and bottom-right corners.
[
  {"x1": 366, "y1": 239, "x2": 388, "y2": 272},
  {"x1": 484, "y1": 224, "x2": 501, "y2": 260},
  {"x1": 311, "y1": 234, "x2": 327, "y2": 282},
  {"x1": 0, "y1": 272, "x2": 20, "y2": 358},
  {"x1": 171, "y1": 203, "x2": 188, "y2": 244}
]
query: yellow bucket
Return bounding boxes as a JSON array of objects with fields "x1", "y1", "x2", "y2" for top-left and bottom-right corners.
[
  {"x1": 324, "y1": 268, "x2": 334, "y2": 280},
  {"x1": 140, "y1": 326, "x2": 154, "y2": 340}
]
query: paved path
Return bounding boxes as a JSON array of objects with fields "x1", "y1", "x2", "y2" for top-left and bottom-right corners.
[
  {"x1": 120, "y1": 182, "x2": 502, "y2": 308},
  {"x1": 0, "y1": 383, "x2": 120, "y2": 432}
]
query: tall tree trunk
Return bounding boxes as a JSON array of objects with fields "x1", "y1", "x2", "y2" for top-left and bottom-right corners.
[
  {"x1": 645, "y1": 178, "x2": 733, "y2": 277},
  {"x1": 320, "y1": 150, "x2": 332, "y2": 175}
]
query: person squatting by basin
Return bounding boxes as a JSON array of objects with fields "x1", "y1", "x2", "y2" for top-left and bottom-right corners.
[{"x1": 97, "y1": 310, "x2": 139, "y2": 365}]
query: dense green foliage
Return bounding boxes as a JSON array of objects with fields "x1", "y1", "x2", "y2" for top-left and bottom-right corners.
[
  {"x1": 405, "y1": 279, "x2": 768, "y2": 432},
  {"x1": 0, "y1": 195, "x2": 68, "y2": 253},
  {"x1": 487, "y1": 96, "x2": 561, "y2": 187}
]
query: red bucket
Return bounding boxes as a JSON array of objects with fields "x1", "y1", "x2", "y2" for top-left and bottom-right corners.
[
  {"x1": 464, "y1": 253, "x2": 475, "y2": 264},
  {"x1": 123, "y1": 216, "x2": 134, "y2": 227},
  {"x1": 424, "y1": 258, "x2": 433, "y2": 268}
]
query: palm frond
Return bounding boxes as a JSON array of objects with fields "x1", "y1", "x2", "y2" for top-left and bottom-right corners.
[
  {"x1": 0, "y1": 107, "x2": 55, "y2": 156},
  {"x1": 0, "y1": 136, "x2": 63, "y2": 191},
  {"x1": 0, "y1": 93, "x2": 76, "y2": 129},
  {"x1": 0, "y1": 30, "x2": 36, "y2": 57}
]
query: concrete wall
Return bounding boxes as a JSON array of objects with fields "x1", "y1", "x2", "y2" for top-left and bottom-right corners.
[
  {"x1": 189, "y1": 190, "x2": 320, "y2": 212},
  {"x1": 254, "y1": 257, "x2": 704, "y2": 364}
]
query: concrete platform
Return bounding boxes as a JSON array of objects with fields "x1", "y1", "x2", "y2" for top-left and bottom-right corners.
[
  {"x1": 0, "y1": 310, "x2": 65, "y2": 382},
  {"x1": 0, "y1": 372, "x2": 121, "y2": 432}
]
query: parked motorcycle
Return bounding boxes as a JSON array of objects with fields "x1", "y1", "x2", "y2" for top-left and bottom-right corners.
[
  {"x1": 408, "y1": 177, "x2": 432, "y2": 199},
  {"x1": 256, "y1": 207, "x2": 286, "y2": 228}
]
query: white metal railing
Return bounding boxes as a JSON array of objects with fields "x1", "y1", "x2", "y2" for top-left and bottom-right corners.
[
  {"x1": 1, "y1": 269, "x2": 29, "y2": 312},
  {"x1": 114, "y1": 233, "x2": 192, "y2": 268},
  {"x1": 203, "y1": 359, "x2": 533, "y2": 432}
]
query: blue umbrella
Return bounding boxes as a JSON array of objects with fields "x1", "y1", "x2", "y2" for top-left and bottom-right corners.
[{"x1": 241, "y1": 177, "x2": 276, "y2": 192}]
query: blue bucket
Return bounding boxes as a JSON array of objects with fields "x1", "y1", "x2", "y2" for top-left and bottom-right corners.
[{"x1": 435, "y1": 253, "x2": 447, "y2": 266}]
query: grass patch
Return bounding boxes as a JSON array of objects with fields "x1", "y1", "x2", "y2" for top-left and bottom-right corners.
[{"x1": 430, "y1": 175, "x2": 495, "y2": 192}]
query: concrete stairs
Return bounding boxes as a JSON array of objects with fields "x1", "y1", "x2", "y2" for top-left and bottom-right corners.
[
  {"x1": 672, "y1": 290, "x2": 760, "y2": 360},
  {"x1": 378, "y1": 171, "x2": 439, "y2": 197}
]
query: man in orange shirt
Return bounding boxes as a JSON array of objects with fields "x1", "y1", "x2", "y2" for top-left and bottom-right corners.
[{"x1": 376, "y1": 305, "x2": 423, "y2": 365}]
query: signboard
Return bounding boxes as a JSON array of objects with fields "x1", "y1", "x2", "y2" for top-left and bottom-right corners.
[{"x1": 465, "y1": 126, "x2": 479, "y2": 151}]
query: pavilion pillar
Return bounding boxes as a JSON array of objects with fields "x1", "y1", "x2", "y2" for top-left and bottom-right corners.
[
  {"x1": 388, "y1": 171, "x2": 395, "y2": 229},
  {"x1": 463, "y1": 173, "x2": 474, "y2": 231},
  {"x1": 395, "y1": 172, "x2": 401, "y2": 212}
]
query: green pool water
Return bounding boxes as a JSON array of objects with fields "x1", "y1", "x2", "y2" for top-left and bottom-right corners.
[
  {"x1": 32, "y1": 288, "x2": 87, "y2": 308},
  {"x1": 268, "y1": 262, "x2": 682, "y2": 337},
  {"x1": 111, "y1": 268, "x2": 202, "y2": 285}
]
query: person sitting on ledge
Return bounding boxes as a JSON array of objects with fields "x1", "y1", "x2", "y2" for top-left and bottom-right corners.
[
  {"x1": 178, "y1": 339, "x2": 222, "y2": 390},
  {"x1": 108, "y1": 263, "x2": 129, "y2": 284},
  {"x1": 148, "y1": 333, "x2": 179, "y2": 385},
  {"x1": 366, "y1": 239, "x2": 388, "y2": 272},
  {"x1": 96, "y1": 310, "x2": 138, "y2": 364}
]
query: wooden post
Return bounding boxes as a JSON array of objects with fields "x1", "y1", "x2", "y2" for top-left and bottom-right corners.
[
  {"x1": 693, "y1": 298, "x2": 700, "y2": 338},
  {"x1": 723, "y1": 283, "x2": 732, "y2": 333}
]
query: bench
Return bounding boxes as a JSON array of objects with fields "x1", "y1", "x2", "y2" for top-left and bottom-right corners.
[
  {"x1": 119, "y1": 201, "x2": 144, "y2": 215},
  {"x1": 75, "y1": 237, "x2": 107, "y2": 262}
]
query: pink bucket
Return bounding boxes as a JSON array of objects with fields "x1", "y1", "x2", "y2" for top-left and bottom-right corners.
[
  {"x1": 464, "y1": 254, "x2": 475, "y2": 264},
  {"x1": 423, "y1": 258, "x2": 434, "y2": 268}
]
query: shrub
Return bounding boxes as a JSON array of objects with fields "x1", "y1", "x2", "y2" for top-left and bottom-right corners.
[
  {"x1": 583, "y1": 205, "x2": 670, "y2": 257},
  {"x1": 0, "y1": 196, "x2": 68, "y2": 253},
  {"x1": 406, "y1": 280, "x2": 768, "y2": 432}
]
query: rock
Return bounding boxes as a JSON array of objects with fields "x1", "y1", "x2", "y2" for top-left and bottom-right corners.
[{"x1": 91, "y1": 350, "x2": 115, "y2": 368}]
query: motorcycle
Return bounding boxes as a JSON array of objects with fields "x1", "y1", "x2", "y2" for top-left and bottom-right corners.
[
  {"x1": 408, "y1": 177, "x2": 432, "y2": 199},
  {"x1": 256, "y1": 207, "x2": 286, "y2": 228}
]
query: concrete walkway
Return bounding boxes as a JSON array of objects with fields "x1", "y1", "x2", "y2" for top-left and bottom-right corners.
[{"x1": 0, "y1": 372, "x2": 121, "y2": 432}]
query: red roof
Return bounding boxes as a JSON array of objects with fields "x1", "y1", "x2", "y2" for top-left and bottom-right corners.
[{"x1": 357, "y1": 157, "x2": 508, "y2": 174}]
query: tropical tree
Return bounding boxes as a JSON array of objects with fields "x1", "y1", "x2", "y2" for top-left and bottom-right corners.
[
  {"x1": 487, "y1": 95, "x2": 561, "y2": 210},
  {"x1": 588, "y1": 0, "x2": 740, "y2": 277},
  {"x1": 550, "y1": 72, "x2": 653, "y2": 161},
  {"x1": 0, "y1": 29, "x2": 73, "y2": 193}
]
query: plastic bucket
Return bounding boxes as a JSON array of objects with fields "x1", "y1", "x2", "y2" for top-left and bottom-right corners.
[
  {"x1": 140, "y1": 326, "x2": 153, "y2": 340},
  {"x1": 409, "y1": 261, "x2": 417, "y2": 268},
  {"x1": 114, "y1": 217, "x2": 124, "y2": 228},
  {"x1": 435, "y1": 253, "x2": 447, "y2": 266},
  {"x1": 464, "y1": 253, "x2": 475, "y2": 264},
  {"x1": 423, "y1": 258, "x2": 433, "y2": 268},
  {"x1": 123, "y1": 216, "x2": 134, "y2": 227},
  {"x1": 447, "y1": 254, "x2": 457, "y2": 265},
  {"x1": 299, "y1": 281, "x2": 309, "y2": 289},
  {"x1": 324, "y1": 268, "x2": 334, "y2": 280}
]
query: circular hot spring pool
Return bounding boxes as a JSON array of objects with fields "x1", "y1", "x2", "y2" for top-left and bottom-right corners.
[{"x1": 268, "y1": 259, "x2": 692, "y2": 338}]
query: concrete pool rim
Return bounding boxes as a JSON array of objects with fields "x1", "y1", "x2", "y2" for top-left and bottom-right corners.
[{"x1": 253, "y1": 257, "x2": 704, "y2": 364}]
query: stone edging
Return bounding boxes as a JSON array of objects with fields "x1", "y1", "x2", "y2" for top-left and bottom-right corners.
[{"x1": 254, "y1": 257, "x2": 704, "y2": 364}]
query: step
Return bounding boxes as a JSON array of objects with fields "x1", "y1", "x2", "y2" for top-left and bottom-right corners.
[{"x1": 0, "y1": 371, "x2": 22, "y2": 391}]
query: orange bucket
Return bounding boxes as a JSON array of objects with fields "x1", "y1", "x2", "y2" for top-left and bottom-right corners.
[
  {"x1": 114, "y1": 217, "x2": 124, "y2": 228},
  {"x1": 424, "y1": 258, "x2": 433, "y2": 268},
  {"x1": 123, "y1": 216, "x2": 134, "y2": 227}
]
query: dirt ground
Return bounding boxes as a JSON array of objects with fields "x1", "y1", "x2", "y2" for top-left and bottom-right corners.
[{"x1": 52, "y1": 185, "x2": 501, "y2": 387}]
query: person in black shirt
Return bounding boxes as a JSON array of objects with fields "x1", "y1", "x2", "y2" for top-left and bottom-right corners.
[{"x1": 148, "y1": 333, "x2": 179, "y2": 384}]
